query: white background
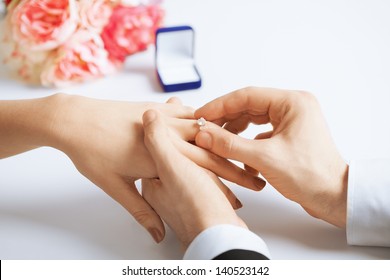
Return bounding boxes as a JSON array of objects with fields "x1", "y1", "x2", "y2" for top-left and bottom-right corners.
[{"x1": 1, "y1": 0, "x2": 390, "y2": 259}]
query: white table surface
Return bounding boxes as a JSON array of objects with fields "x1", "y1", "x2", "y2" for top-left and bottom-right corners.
[{"x1": 1, "y1": 0, "x2": 390, "y2": 259}]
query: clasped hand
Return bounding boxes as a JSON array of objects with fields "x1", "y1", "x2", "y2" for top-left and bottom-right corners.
[
  {"x1": 0, "y1": 87, "x2": 348, "y2": 249},
  {"x1": 46, "y1": 94, "x2": 263, "y2": 243},
  {"x1": 141, "y1": 87, "x2": 349, "y2": 249}
]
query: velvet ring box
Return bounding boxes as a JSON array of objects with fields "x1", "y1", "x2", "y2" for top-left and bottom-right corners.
[{"x1": 155, "y1": 26, "x2": 202, "y2": 92}]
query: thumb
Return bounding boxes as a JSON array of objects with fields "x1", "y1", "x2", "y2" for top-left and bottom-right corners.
[{"x1": 195, "y1": 122, "x2": 264, "y2": 171}]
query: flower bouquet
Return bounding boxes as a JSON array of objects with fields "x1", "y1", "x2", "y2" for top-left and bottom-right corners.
[{"x1": 0, "y1": 0, "x2": 164, "y2": 87}]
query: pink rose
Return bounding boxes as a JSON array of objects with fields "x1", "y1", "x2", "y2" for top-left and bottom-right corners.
[
  {"x1": 108, "y1": 1, "x2": 153, "y2": 6},
  {"x1": 40, "y1": 29, "x2": 115, "y2": 87},
  {"x1": 101, "y1": 4, "x2": 164, "y2": 63},
  {"x1": 1, "y1": 14, "x2": 51, "y2": 84},
  {"x1": 11, "y1": 0, "x2": 78, "y2": 51},
  {"x1": 78, "y1": 0, "x2": 113, "y2": 34}
]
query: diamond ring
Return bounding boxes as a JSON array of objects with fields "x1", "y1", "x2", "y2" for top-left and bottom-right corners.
[{"x1": 196, "y1": 117, "x2": 206, "y2": 129}]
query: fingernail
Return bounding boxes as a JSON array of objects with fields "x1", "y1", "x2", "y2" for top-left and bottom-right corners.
[
  {"x1": 148, "y1": 228, "x2": 163, "y2": 243},
  {"x1": 236, "y1": 198, "x2": 243, "y2": 209},
  {"x1": 254, "y1": 177, "x2": 266, "y2": 190},
  {"x1": 197, "y1": 131, "x2": 212, "y2": 149}
]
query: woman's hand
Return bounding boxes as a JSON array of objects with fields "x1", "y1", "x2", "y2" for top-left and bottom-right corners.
[
  {"x1": 0, "y1": 93, "x2": 263, "y2": 242},
  {"x1": 46, "y1": 94, "x2": 261, "y2": 242}
]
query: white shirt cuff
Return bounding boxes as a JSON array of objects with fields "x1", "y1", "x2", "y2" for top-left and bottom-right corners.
[
  {"x1": 183, "y1": 224, "x2": 271, "y2": 260},
  {"x1": 347, "y1": 159, "x2": 390, "y2": 247}
]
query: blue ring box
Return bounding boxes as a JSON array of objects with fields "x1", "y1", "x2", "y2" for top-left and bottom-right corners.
[{"x1": 155, "y1": 26, "x2": 202, "y2": 92}]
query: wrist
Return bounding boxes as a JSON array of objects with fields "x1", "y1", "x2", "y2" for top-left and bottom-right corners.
[
  {"x1": 0, "y1": 94, "x2": 73, "y2": 159},
  {"x1": 304, "y1": 162, "x2": 348, "y2": 228},
  {"x1": 41, "y1": 93, "x2": 75, "y2": 151},
  {"x1": 325, "y1": 162, "x2": 348, "y2": 228},
  {"x1": 179, "y1": 215, "x2": 248, "y2": 250}
]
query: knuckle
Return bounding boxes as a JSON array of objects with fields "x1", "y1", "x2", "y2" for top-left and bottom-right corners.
[
  {"x1": 241, "y1": 86, "x2": 258, "y2": 94},
  {"x1": 298, "y1": 90, "x2": 317, "y2": 102},
  {"x1": 297, "y1": 90, "x2": 317, "y2": 104},
  {"x1": 132, "y1": 208, "x2": 154, "y2": 225},
  {"x1": 168, "y1": 96, "x2": 180, "y2": 103},
  {"x1": 222, "y1": 136, "x2": 237, "y2": 156},
  {"x1": 286, "y1": 90, "x2": 318, "y2": 109},
  {"x1": 234, "y1": 86, "x2": 257, "y2": 100}
]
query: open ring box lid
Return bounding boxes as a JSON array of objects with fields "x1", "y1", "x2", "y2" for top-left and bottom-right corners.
[{"x1": 155, "y1": 26, "x2": 202, "y2": 92}]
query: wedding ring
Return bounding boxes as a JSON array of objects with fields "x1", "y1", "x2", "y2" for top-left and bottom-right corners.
[{"x1": 196, "y1": 117, "x2": 206, "y2": 129}]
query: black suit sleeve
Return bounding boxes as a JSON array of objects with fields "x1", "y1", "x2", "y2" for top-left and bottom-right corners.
[{"x1": 213, "y1": 249, "x2": 269, "y2": 260}]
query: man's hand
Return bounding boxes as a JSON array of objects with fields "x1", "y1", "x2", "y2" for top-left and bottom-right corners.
[
  {"x1": 195, "y1": 87, "x2": 349, "y2": 228},
  {"x1": 142, "y1": 109, "x2": 246, "y2": 249}
]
